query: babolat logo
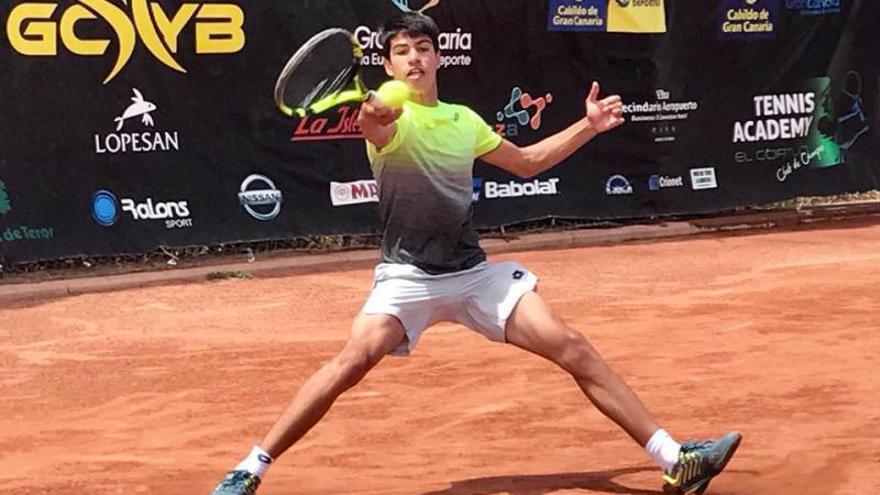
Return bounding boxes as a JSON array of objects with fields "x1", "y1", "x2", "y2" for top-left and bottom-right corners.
[
  {"x1": 6, "y1": 1, "x2": 246, "y2": 84},
  {"x1": 92, "y1": 189, "x2": 192, "y2": 228},
  {"x1": 94, "y1": 88, "x2": 180, "y2": 154},
  {"x1": 483, "y1": 178, "x2": 561, "y2": 199},
  {"x1": 648, "y1": 174, "x2": 684, "y2": 190}
]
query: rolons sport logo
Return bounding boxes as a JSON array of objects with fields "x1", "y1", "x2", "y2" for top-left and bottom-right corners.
[
  {"x1": 6, "y1": 1, "x2": 245, "y2": 84},
  {"x1": 91, "y1": 190, "x2": 119, "y2": 226},
  {"x1": 91, "y1": 189, "x2": 192, "y2": 228},
  {"x1": 239, "y1": 175, "x2": 283, "y2": 221}
]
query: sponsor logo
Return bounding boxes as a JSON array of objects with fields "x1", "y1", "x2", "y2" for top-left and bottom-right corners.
[
  {"x1": 389, "y1": 0, "x2": 440, "y2": 13},
  {"x1": 291, "y1": 106, "x2": 361, "y2": 142},
  {"x1": 623, "y1": 89, "x2": 698, "y2": 143},
  {"x1": 785, "y1": 0, "x2": 840, "y2": 15},
  {"x1": 690, "y1": 168, "x2": 718, "y2": 190},
  {"x1": 484, "y1": 178, "x2": 561, "y2": 199},
  {"x1": 330, "y1": 180, "x2": 379, "y2": 206},
  {"x1": 94, "y1": 88, "x2": 180, "y2": 154},
  {"x1": 6, "y1": 1, "x2": 245, "y2": 84},
  {"x1": 734, "y1": 145, "x2": 810, "y2": 164},
  {"x1": 605, "y1": 174, "x2": 633, "y2": 195},
  {"x1": 512, "y1": 269, "x2": 525, "y2": 280},
  {"x1": 472, "y1": 177, "x2": 483, "y2": 202},
  {"x1": 354, "y1": 24, "x2": 472, "y2": 68},
  {"x1": 648, "y1": 174, "x2": 684, "y2": 190},
  {"x1": 91, "y1": 189, "x2": 119, "y2": 226},
  {"x1": 0, "y1": 180, "x2": 56, "y2": 244},
  {"x1": 239, "y1": 175, "x2": 283, "y2": 221},
  {"x1": 733, "y1": 77, "x2": 855, "y2": 170},
  {"x1": 495, "y1": 86, "x2": 553, "y2": 137},
  {"x1": 471, "y1": 177, "x2": 561, "y2": 201},
  {"x1": 0, "y1": 180, "x2": 11, "y2": 216},
  {"x1": 776, "y1": 144, "x2": 826, "y2": 182},
  {"x1": 733, "y1": 92, "x2": 816, "y2": 143},
  {"x1": 719, "y1": 0, "x2": 777, "y2": 40},
  {"x1": 548, "y1": 0, "x2": 666, "y2": 33},
  {"x1": 92, "y1": 189, "x2": 192, "y2": 228}
]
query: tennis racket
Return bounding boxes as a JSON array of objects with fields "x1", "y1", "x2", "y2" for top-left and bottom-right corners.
[{"x1": 274, "y1": 28, "x2": 375, "y2": 118}]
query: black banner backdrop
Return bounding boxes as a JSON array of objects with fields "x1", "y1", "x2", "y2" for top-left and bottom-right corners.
[{"x1": 0, "y1": 1, "x2": 878, "y2": 263}]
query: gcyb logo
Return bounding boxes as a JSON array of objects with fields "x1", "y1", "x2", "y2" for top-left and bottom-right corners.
[{"x1": 7, "y1": 1, "x2": 245, "y2": 84}]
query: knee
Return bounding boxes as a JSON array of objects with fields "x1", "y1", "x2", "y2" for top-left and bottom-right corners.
[
  {"x1": 333, "y1": 344, "x2": 374, "y2": 390},
  {"x1": 554, "y1": 331, "x2": 606, "y2": 380}
]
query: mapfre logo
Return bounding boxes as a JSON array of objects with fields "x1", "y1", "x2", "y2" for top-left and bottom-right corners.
[
  {"x1": 6, "y1": 1, "x2": 245, "y2": 84},
  {"x1": 330, "y1": 180, "x2": 379, "y2": 206}
]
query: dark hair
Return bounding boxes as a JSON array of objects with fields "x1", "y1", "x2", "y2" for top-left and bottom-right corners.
[{"x1": 379, "y1": 12, "x2": 440, "y2": 59}]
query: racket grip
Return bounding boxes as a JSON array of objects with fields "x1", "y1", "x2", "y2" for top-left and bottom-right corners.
[{"x1": 364, "y1": 90, "x2": 377, "y2": 103}]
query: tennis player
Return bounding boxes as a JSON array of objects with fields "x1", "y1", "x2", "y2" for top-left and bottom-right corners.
[{"x1": 212, "y1": 12, "x2": 740, "y2": 495}]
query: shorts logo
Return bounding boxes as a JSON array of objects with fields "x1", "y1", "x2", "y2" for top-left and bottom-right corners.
[{"x1": 512, "y1": 270, "x2": 525, "y2": 280}]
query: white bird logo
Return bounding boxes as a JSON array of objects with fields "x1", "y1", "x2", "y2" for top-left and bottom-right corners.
[{"x1": 114, "y1": 88, "x2": 157, "y2": 131}]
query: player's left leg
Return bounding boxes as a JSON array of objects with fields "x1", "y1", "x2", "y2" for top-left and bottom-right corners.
[
  {"x1": 505, "y1": 290, "x2": 659, "y2": 444},
  {"x1": 505, "y1": 291, "x2": 741, "y2": 494}
]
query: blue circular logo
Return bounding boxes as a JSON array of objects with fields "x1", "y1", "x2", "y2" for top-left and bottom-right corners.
[{"x1": 92, "y1": 190, "x2": 119, "y2": 226}]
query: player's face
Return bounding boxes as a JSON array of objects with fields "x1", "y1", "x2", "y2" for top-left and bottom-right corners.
[{"x1": 383, "y1": 33, "x2": 440, "y2": 95}]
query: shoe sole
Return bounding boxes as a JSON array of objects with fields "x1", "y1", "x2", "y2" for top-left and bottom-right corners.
[{"x1": 663, "y1": 433, "x2": 742, "y2": 495}]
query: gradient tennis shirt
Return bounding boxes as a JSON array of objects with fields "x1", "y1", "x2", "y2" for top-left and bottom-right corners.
[{"x1": 366, "y1": 100, "x2": 503, "y2": 275}]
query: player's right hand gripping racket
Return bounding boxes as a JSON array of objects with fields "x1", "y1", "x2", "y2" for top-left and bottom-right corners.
[{"x1": 274, "y1": 28, "x2": 374, "y2": 118}]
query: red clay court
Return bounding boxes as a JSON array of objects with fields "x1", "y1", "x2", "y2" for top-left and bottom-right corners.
[{"x1": 1, "y1": 221, "x2": 878, "y2": 494}]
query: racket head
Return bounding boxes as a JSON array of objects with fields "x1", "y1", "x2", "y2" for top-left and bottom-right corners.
[{"x1": 274, "y1": 28, "x2": 369, "y2": 118}]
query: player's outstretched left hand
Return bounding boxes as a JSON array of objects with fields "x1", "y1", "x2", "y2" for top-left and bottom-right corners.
[{"x1": 585, "y1": 81, "x2": 624, "y2": 134}]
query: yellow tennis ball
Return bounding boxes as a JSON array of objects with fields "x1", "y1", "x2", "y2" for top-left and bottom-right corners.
[{"x1": 376, "y1": 80, "x2": 411, "y2": 109}]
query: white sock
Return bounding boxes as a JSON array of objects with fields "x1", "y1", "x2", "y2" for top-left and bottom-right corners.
[
  {"x1": 234, "y1": 445, "x2": 274, "y2": 478},
  {"x1": 645, "y1": 429, "x2": 681, "y2": 472}
]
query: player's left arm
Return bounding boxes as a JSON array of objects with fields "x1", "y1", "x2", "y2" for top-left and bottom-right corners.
[{"x1": 480, "y1": 81, "x2": 624, "y2": 179}]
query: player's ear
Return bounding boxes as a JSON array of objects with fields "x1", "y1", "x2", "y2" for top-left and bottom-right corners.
[{"x1": 383, "y1": 57, "x2": 394, "y2": 77}]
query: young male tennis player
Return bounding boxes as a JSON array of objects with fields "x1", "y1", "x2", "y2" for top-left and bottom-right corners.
[{"x1": 212, "y1": 12, "x2": 740, "y2": 495}]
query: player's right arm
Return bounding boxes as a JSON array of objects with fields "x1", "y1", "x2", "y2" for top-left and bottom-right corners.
[{"x1": 358, "y1": 98, "x2": 403, "y2": 150}]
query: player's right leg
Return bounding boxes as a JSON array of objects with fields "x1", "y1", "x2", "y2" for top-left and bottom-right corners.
[{"x1": 209, "y1": 314, "x2": 405, "y2": 495}]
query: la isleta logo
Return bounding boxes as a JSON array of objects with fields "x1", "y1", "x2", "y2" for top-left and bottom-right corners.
[{"x1": 6, "y1": 0, "x2": 246, "y2": 84}]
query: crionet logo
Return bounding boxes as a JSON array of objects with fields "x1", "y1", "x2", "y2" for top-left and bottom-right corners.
[{"x1": 6, "y1": 0, "x2": 246, "y2": 84}]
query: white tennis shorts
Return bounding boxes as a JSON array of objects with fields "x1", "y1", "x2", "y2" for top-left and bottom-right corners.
[{"x1": 361, "y1": 261, "x2": 538, "y2": 356}]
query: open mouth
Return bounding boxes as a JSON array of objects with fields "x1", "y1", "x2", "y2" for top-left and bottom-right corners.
[{"x1": 407, "y1": 68, "x2": 425, "y2": 79}]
